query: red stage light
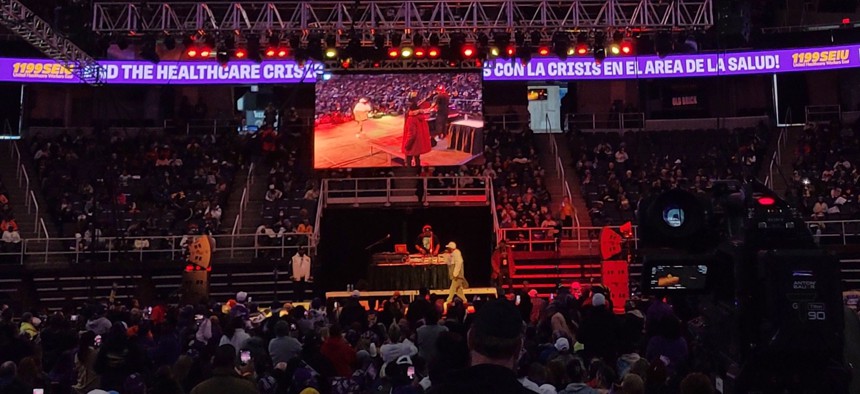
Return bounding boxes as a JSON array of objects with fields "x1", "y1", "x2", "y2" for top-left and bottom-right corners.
[
  {"x1": 427, "y1": 47, "x2": 440, "y2": 58},
  {"x1": 388, "y1": 48, "x2": 400, "y2": 58},
  {"x1": 462, "y1": 45, "x2": 476, "y2": 58},
  {"x1": 620, "y1": 42, "x2": 633, "y2": 54},
  {"x1": 414, "y1": 48, "x2": 426, "y2": 58},
  {"x1": 505, "y1": 45, "x2": 516, "y2": 57},
  {"x1": 538, "y1": 47, "x2": 550, "y2": 56},
  {"x1": 185, "y1": 264, "x2": 194, "y2": 272},
  {"x1": 757, "y1": 196, "x2": 776, "y2": 206},
  {"x1": 186, "y1": 48, "x2": 198, "y2": 58},
  {"x1": 576, "y1": 44, "x2": 589, "y2": 55},
  {"x1": 199, "y1": 47, "x2": 211, "y2": 57},
  {"x1": 277, "y1": 48, "x2": 288, "y2": 57},
  {"x1": 265, "y1": 47, "x2": 277, "y2": 57},
  {"x1": 843, "y1": 17, "x2": 851, "y2": 24},
  {"x1": 235, "y1": 48, "x2": 247, "y2": 58},
  {"x1": 341, "y1": 60, "x2": 351, "y2": 68}
]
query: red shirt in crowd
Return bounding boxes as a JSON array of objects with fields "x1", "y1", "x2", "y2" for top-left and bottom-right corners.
[{"x1": 320, "y1": 335, "x2": 356, "y2": 377}]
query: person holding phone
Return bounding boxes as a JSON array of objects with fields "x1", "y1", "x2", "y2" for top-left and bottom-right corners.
[{"x1": 190, "y1": 344, "x2": 258, "y2": 394}]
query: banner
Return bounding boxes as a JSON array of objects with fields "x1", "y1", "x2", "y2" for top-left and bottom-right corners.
[
  {"x1": 0, "y1": 44, "x2": 858, "y2": 84},
  {"x1": 482, "y1": 44, "x2": 860, "y2": 81},
  {"x1": 0, "y1": 58, "x2": 322, "y2": 84}
]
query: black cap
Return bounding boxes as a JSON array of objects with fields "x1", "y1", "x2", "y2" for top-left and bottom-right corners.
[{"x1": 471, "y1": 299, "x2": 523, "y2": 339}]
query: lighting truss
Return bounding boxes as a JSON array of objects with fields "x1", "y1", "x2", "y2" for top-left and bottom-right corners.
[
  {"x1": 325, "y1": 58, "x2": 481, "y2": 71},
  {"x1": 0, "y1": 0, "x2": 104, "y2": 85},
  {"x1": 93, "y1": 0, "x2": 714, "y2": 46}
]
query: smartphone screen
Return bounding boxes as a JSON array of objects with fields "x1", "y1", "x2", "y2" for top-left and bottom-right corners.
[
  {"x1": 33, "y1": 389, "x2": 44, "y2": 394},
  {"x1": 70, "y1": 315, "x2": 78, "y2": 322},
  {"x1": 94, "y1": 335, "x2": 102, "y2": 347},
  {"x1": 407, "y1": 366, "x2": 415, "y2": 379},
  {"x1": 515, "y1": 295, "x2": 521, "y2": 305},
  {"x1": 240, "y1": 350, "x2": 251, "y2": 365}
]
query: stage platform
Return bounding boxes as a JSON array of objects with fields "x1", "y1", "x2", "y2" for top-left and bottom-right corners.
[
  {"x1": 314, "y1": 115, "x2": 482, "y2": 168},
  {"x1": 325, "y1": 287, "x2": 498, "y2": 302}
]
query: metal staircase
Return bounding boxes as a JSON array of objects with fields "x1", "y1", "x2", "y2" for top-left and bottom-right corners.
[{"x1": 0, "y1": 0, "x2": 103, "y2": 85}]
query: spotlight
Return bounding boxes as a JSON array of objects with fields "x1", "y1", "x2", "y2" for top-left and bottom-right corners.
[
  {"x1": 235, "y1": 48, "x2": 247, "y2": 58},
  {"x1": 216, "y1": 50, "x2": 229, "y2": 65},
  {"x1": 538, "y1": 46, "x2": 550, "y2": 56},
  {"x1": 488, "y1": 46, "x2": 500, "y2": 58},
  {"x1": 374, "y1": 32, "x2": 386, "y2": 49},
  {"x1": 388, "y1": 47, "x2": 400, "y2": 58},
  {"x1": 200, "y1": 47, "x2": 212, "y2": 57},
  {"x1": 461, "y1": 44, "x2": 476, "y2": 58},
  {"x1": 594, "y1": 46, "x2": 606, "y2": 63},
  {"x1": 390, "y1": 32, "x2": 403, "y2": 47},
  {"x1": 551, "y1": 31, "x2": 571, "y2": 59},
  {"x1": 265, "y1": 47, "x2": 277, "y2": 57},
  {"x1": 621, "y1": 40, "x2": 633, "y2": 54},
  {"x1": 277, "y1": 48, "x2": 288, "y2": 57},
  {"x1": 341, "y1": 59, "x2": 351, "y2": 69},
  {"x1": 246, "y1": 35, "x2": 262, "y2": 62},
  {"x1": 505, "y1": 45, "x2": 516, "y2": 57},
  {"x1": 414, "y1": 47, "x2": 426, "y2": 58},
  {"x1": 575, "y1": 43, "x2": 589, "y2": 55},
  {"x1": 610, "y1": 43, "x2": 621, "y2": 55},
  {"x1": 186, "y1": 47, "x2": 198, "y2": 57},
  {"x1": 427, "y1": 47, "x2": 440, "y2": 58},
  {"x1": 400, "y1": 46, "x2": 413, "y2": 58},
  {"x1": 324, "y1": 47, "x2": 338, "y2": 59}
]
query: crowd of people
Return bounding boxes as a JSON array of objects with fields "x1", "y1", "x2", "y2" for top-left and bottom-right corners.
[
  {"x1": 0, "y1": 281, "x2": 720, "y2": 394},
  {"x1": 789, "y1": 120, "x2": 860, "y2": 224},
  {"x1": 314, "y1": 74, "x2": 482, "y2": 125},
  {"x1": 28, "y1": 130, "x2": 244, "y2": 256},
  {"x1": 569, "y1": 125, "x2": 770, "y2": 226},
  {"x1": 0, "y1": 176, "x2": 22, "y2": 255}
]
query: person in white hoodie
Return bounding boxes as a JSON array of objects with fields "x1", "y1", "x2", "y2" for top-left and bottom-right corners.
[
  {"x1": 353, "y1": 98, "x2": 372, "y2": 137},
  {"x1": 219, "y1": 316, "x2": 251, "y2": 355}
]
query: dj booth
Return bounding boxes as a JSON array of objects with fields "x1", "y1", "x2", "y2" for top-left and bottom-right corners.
[{"x1": 368, "y1": 253, "x2": 450, "y2": 290}]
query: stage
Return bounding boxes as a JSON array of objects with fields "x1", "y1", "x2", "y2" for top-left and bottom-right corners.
[{"x1": 314, "y1": 115, "x2": 483, "y2": 168}]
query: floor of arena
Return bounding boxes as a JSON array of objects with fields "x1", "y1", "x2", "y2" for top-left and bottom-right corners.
[{"x1": 314, "y1": 115, "x2": 480, "y2": 168}]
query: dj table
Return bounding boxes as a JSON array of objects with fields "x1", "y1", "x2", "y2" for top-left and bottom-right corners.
[{"x1": 368, "y1": 253, "x2": 450, "y2": 290}]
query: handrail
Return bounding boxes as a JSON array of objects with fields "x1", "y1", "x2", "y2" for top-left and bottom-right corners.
[
  {"x1": 323, "y1": 176, "x2": 490, "y2": 206},
  {"x1": 0, "y1": 232, "x2": 315, "y2": 265},
  {"x1": 489, "y1": 181, "x2": 501, "y2": 245},
  {"x1": 29, "y1": 190, "x2": 38, "y2": 234},
  {"x1": 567, "y1": 112, "x2": 646, "y2": 131},
  {"x1": 548, "y1": 135, "x2": 580, "y2": 233},
  {"x1": 39, "y1": 218, "x2": 49, "y2": 264},
  {"x1": 312, "y1": 182, "x2": 324, "y2": 251},
  {"x1": 765, "y1": 127, "x2": 787, "y2": 190}
]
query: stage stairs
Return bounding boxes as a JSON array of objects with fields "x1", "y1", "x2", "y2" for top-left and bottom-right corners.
[{"x1": 501, "y1": 250, "x2": 644, "y2": 297}]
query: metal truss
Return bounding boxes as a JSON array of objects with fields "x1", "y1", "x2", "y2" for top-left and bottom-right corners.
[
  {"x1": 324, "y1": 58, "x2": 481, "y2": 72},
  {"x1": 93, "y1": 1, "x2": 714, "y2": 45},
  {"x1": 0, "y1": 0, "x2": 103, "y2": 85}
]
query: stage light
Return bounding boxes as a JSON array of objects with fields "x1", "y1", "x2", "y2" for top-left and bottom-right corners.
[
  {"x1": 265, "y1": 47, "x2": 277, "y2": 57},
  {"x1": 216, "y1": 50, "x2": 229, "y2": 65},
  {"x1": 594, "y1": 46, "x2": 606, "y2": 63},
  {"x1": 186, "y1": 47, "x2": 198, "y2": 57},
  {"x1": 610, "y1": 43, "x2": 621, "y2": 55},
  {"x1": 341, "y1": 59, "x2": 351, "y2": 69},
  {"x1": 427, "y1": 47, "x2": 440, "y2": 58},
  {"x1": 567, "y1": 47, "x2": 576, "y2": 56},
  {"x1": 200, "y1": 47, "x2": 212, "y2": 57},
  {"x1": 575, "y1": 44, "x2": 589, "y2": 55},
  {"x1": 277, "y1": 48, "x2": 288, "y2": 57},
  {"x1": 551, "y1": 31, "x2": 571, "y2": 59},
  {"x1": 593, "y1": 32, "x2": 606, "y2": 63},
  {"x1": 235, "y1": 48, "x2": 247, "y2": 58},
  {"x1": 621, "y1": 40, "x2": 633, "y2": 54},
  {"x1": 388, "y1": 48, "x2": 400, "y2": 58},
  {"x1": 488, "y1": 46, "x2": 500, "y2": 58},
  {"x1": 538, "y1": 46, "x2": 550, "y2": 56},
  {"x1": 324, "y1": 47, "x2": 338, "y2": 59},
  {"x1": 400, "y1": 46, "x2": 413, "y2": 58},
  {"x1": 843, "y1": 17, "x2": 852, "y2": 24},
  {"x1": 505, "y1": 45, "x2": 516, "y2": 57},
  {"x1": 757, "y1": 196, "x2": 776, "y2": 206},
  {"x1": 414, "y1": 48, "x2": 426, "y2": 58},
  {"x1": 462, "y1": 45, "x2": 476, "y2": 58}
]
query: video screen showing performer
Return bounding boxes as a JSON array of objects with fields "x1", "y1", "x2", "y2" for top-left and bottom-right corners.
[{"x1": 314, "y1": 72, "x2": 484, "y2": 169}]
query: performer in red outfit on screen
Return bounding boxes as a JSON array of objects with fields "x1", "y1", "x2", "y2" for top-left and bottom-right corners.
[{"x1": 402, "y1": 100, "x2": 432, "y2": 168}]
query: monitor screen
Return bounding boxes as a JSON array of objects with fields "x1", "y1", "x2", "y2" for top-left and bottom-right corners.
[
  {"x1": 313, "y1": 72, "x2": 484, "y2": 168},
  {"x1": 648, "y1": 264, "x2": 709, "y2": 290}
]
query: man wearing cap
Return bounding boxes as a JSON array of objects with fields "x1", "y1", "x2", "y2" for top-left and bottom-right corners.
[
  {"x1": 353, "y1": 98, "x2": 372, "y2": 137},
  {"x1": 415, "y1": 225, "x2": 440, "y2": 256},
  {"x1": 444, "y1": 242, "x2": 468, "y2": 304},
  {"x1": 431, "y1": 300, "x2": 538, "y2": 394}
]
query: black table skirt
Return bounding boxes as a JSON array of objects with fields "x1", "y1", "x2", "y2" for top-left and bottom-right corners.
[{"x1": 368, "y1": 264, "x2": 449, "y2": 290}]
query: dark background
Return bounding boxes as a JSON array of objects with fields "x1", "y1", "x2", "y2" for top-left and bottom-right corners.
[{"x1": 318, "y1": 206, "x2": 494, "y2": 291}]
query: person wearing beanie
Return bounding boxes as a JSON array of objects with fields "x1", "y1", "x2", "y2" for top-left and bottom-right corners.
[
  {"x1": 431, "y1": 299, "x2": 538, "y2": 394},
  {"x1": 577, "y1": 293, "x2": 619, "y2": 362}
]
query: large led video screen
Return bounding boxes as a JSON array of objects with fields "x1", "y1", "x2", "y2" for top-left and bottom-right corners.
[{"x1": 314, "y1": 72, "x2": 484, "y2": 168}]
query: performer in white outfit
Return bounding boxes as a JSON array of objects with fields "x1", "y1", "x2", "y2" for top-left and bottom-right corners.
[
  {"x1": 352, "y1": 98, "x2": 372, "y2": 137},
  {"x1": 444, "y1": 242, "x2": 468, "y2": 303},
  {"x1": 291, "y1": 247, "x2": 312, "y2": 282}
]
